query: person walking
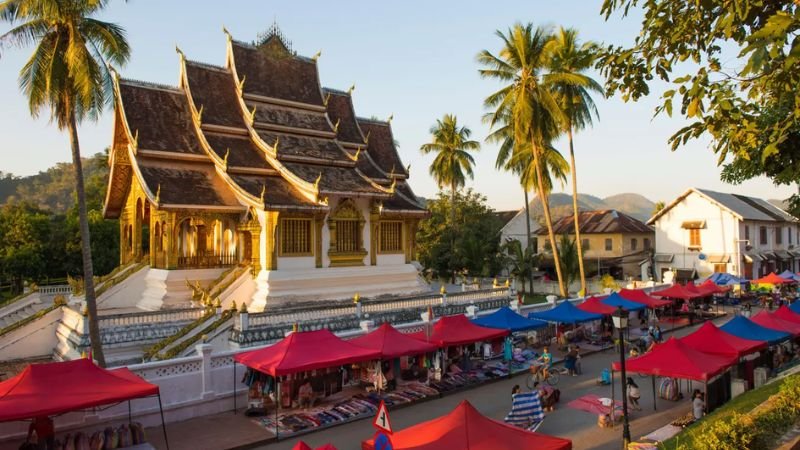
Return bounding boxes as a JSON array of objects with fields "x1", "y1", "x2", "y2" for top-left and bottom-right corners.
[
  {"x1": 627, "y1": 378, "x2": 641, "y2": 411},
  {"x1": 692, "y1": 389, "x2": 705, "y2": 421}
]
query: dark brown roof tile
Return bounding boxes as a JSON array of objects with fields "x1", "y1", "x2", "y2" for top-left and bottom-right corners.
[
  {"x1": 232, "y1": 42, "x2": 324, "y2": 106},
  {"x1": 323, "y1": 89, "x2": 365, "y2": 145},
  {"x1": 257, "y1": 131, "x2": 348, "y2": 162},
  {"x1": 184, "y1": 62, "x2": 247, "y2": 128},
  {"x1": 230, "y1": 174, "x2": 318, "y2": 209},
  {"x1": 251, "y1": 102, "x2": 332, "y2": 133},
  {"x1": 283, "y1": 162, "x2": 384, "y2": 195},
  {"x1": 356, "y1": 119, "x2": 408, "y2": 177},
  {"x1": 136, "y1": 158, "x2": 242, "y2": 208},
  {"x1": 203, "y1": 133, "x2": 267, "y2": 169},
  {"x1": 538, "y1": 210, "x2": 653, "y2": 235}
]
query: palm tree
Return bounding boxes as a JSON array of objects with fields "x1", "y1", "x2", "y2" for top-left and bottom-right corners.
[
  {"x1": 1, "y1": 0, "x2": 130, "y2": 367},
  {"x1": 420, "y1": 114, "x2": 480, "y2": 283},
  {"x1": 502, "y1": 238, "x2": 539, "y2": 297},
  {"x1": 487, "y1": 109, "x2": 569, "y2": 294},
  {"x1": 547, "y1": 27, "x2": 603, "y2": 296},
  {"x1": 479, "y1": 23, "x2": 570, "y2": 297},
  {"x1": 557, "y1": 235, "x2": 580, "y2": 290}
]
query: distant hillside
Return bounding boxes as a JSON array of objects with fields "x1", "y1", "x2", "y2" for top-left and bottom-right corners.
[
  {"x1": 528, "y1": 193, "x2": 655, "y2": 224},
  {"x1": 0, "y1": 152, "x2": 108, "y2": 214}
]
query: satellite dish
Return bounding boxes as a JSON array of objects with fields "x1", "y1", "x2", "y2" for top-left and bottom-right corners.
[{"x1": 698, "y1": 253, "x2": 707, "y2": 260}]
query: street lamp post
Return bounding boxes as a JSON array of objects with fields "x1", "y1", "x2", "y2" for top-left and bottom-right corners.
[{"x1": 613, "y1": 306, "x2": 632, "y2": 448}]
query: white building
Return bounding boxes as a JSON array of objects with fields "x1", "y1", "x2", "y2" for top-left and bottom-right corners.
[
  {"x1": 647, "y1": 188, "x2": 798, "y2": 281},
  {"x1": 499, "y1": 209, "x2": 538, "y2": 249}
]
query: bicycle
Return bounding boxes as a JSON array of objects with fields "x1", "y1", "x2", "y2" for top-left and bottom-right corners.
[{"x1": 526, "y1": 364, "x2": 561, "y2": 388}]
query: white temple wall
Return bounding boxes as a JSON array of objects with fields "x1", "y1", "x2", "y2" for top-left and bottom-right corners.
[{"x1": 377, "y1": 254, "x2": 405, "y2": 266}]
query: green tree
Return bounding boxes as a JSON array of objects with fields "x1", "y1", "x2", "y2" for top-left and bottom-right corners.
[
  {"x1": 501, "y1": 238, "x2": 539, "y2": 295},
  {"x1": 651, "y1": 200, "x2": 666, "y2": 218},
  {"x1": 420, "y1": 114, "x2": 481, "y2": 283},
  {"x1": 1, "y1": 0, "x2": 131, "y2": 367},
  {"x1": 557, "y1": 234, "x2": 580, "y2": 291},
  {"x1": 417, "y1": 189, "x2": 504, "y2": 281},
  {"x1": 597, "y1": 0, "x2": 800, "y2": 214},
  {"x1": 479, "y1": 23, "x2": 569, "y2": 297},
  {"x1": 0, "y1": 202, "x2": 50, "y2": 294},
  {"x1": 547, "y1": 27, "x2": 603, "y2": 296}
]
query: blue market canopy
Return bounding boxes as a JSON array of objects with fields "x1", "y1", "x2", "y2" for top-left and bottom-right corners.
[
  {"x1": 601, "y1": 293, "x2": 646, "y2": 312},
  {"x1": 704, "y1": 272, "x2": 748, "y2": 285},
  {"x1": 779, "y1": 270, "x2": 800, "y2": 282},
  {"x1": 472, "y1": 306, "x2": 548, "y2": 332},
  {"x1": 791, "y1": 302, "x2": 800, "y2": 315},
  {"x1": 719, "y1": 316, "x2": 790, "y2": 345},
  {"x1": 528, "y1": 301, "x2": 602, "y2": 324}
]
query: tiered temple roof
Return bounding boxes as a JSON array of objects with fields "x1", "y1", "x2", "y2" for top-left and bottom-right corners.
[{"x1": 104, "y1": 27, "x2": 426, "y2": 218}]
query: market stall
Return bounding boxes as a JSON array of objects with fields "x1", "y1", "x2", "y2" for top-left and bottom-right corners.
[
  {"x1": 611, "y1": 337, "x2": 736, "y2": 414},
  {"x1": 720, "y1": 316, "x2": 790, "y2": 345},
  {"x1": 0, "y1": 358, "x2": 166, "y2": 449},
  {"x1": 529, "y1": 301, "x2": 605, "y2": 350},
  {"x1": 774, "y1": 305, "x2": 800, "y2": 325},
  {"x1": 778, "y1": 270, "x2": 800, "y2": 282},
  {"x1": 349, "y1": 323, "x2": 439, "y2": 388},
  {"x1": 472, "y1": 306, "x2": 548, "y2": 332},
  {"x1": 791, "y1": 301, "x2": 800, "y2": 314},
  {"x1": 234, "y1": 329, "x2": 382, "y2": 438},
  {"x1": 410, "y1": 314, "x2": 508, "y2": 346},
  {"x1": 752, "y1": 272, "x2": 794, "y2": 285},
  {"x1": 750, "y1": 310, "x2": 800, "y2": 336},
  {"x1": 576, "y1": 296, "x2": 616, "y2": 315},
  {"x1": 679, "y1": 321, "x2": 767, "y2": 388},
  {"x1": 618, "y1": 289, "x2": 672, "y2": 308},
  {"x1": 601, "y1": 293, "x2": 646, "y2": 312},
  {"x1": 360, "y1": 400, "x2": 572, "y2": 450},
  {"x1": 528, "y1": 301, "x2": 603, "y2": 324}
]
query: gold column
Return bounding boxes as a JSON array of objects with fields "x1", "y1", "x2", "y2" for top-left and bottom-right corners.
[
  {"x1": 149, "y1": 205, "x2": 156, "y2": 267},
  {"x1": 370, "y1": 213, "x2": 379, "y2": 266},
  {"x1": 314, "y1": 213, "x2": 325, "y2": 268},
  {"x1": 264, "y1": 211, "x2": 279, "y2": 270},
  {"x1": 164, "y1": 212, "x2": 177, "y2": 269}
]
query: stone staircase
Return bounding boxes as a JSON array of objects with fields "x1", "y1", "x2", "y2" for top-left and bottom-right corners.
[{"x1": 0, "y1": 302, "x2": 47, "y2": 328}]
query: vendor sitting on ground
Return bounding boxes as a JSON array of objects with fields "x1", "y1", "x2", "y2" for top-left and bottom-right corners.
[
  {"x1": 297, "y1": 379, "x2": 316, "y2": 409},
  {"x1": 533, "y1": 381, "x2": 559, "y2": 412},
  {"x1": 448, "y1": 358, "x2": 463, "y2": 375},
  {"x1": 384, "y1": 364, "x2": 396, "y2": 391}
]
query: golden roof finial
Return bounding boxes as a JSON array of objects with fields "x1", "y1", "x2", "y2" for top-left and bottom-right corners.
[
  {"x1": 390, "y1": 178, "x2": 397, "y2": 193},
  {"x1": 320, "y1": 196, "x2": 329, "y2": 206},
  {"x1": 175, "y1": 45, "x2": 185, "y2": 61},
  {"x1": 364, "y1": 130, "x2": 370, "y2": 145},
  {"x1": 248, "y1": 105, "x2": 257, "y2": 124},
  {"x1": 222, "y1": 25, "x2": 232, "y2": 41},
  {"x1": 333, "y1": 118, "x2": 340, "y2": 133},
  {"x1": 347, "y1": 84, "x2": 355, "y2": 95},
  {"x1": 155, "y1": 183, "x2": 161, "y2": 205},
  {"x1": 406, "y1": 164, "x2": 411, "y2": 174},
  {"x1": 323, "y1": 92, "x2": 331, "y2": 107},
  {"x1": 238, "y1": 75, "x2": 246, "y2": 91},
  {"x1": 312, "y1": 50, "x2": 322, "y2": 61},
  {"x1": 353, "y1": 293, "x2": 360, "y2": 304},
  {"x1": 314, "y1": 172, "x2": 323, "y2": 191},
  {"x1": 440, "y1": 285, "x2": 447, "y2": 295},
  {"x1": 197, "y1": 104, "x2": 204, "y2": 123},
  {"x1": 387, "y1": 113, "x2": 394, "y2": 123},
  {"x1": 259, "y1": 184, "x2": 266, "y2": 204},
  {"x1": 354, "y1": 148, "x2": 361, "y2": 161},
  {"x1": 223, "y1": 148, "x2": 230, "y2": 168},
  {"x1": 273, "y1": 136, "x2": 280, "y2": 152},
  {"x1": 132, "y1": 129, "x2": 139, "y2": 152}
]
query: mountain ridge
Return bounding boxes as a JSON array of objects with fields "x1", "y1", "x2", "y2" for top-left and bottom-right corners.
[{"x1": 527, "y1": 192, "x2": 656, "y2": 223}]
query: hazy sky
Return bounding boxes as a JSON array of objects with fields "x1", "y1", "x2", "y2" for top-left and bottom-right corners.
[{"x1": 0, "y1": 1, "x2": 793, "y2": 210}]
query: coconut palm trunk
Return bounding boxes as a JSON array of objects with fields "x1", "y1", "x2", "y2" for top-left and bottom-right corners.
[
  {"x1": 450, "y1": 181, "x2": 457, "y2": 284},
  {"x1": 567, "y1": 126, "x2": 587, "y2": 295},
  {"x1": 523, "y1": 188, "x2": 534, "y2": 295},
  {"x1": 68, "y1": 107, "x2": 106, "y2": 368},
  {"x1": 531, "y1": 138, "x2": 566, "y2": 297}
]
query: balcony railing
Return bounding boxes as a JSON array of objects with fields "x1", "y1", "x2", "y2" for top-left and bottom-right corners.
[{"x1": 177, "y1": 254, "x2": 238, "y2": 269}]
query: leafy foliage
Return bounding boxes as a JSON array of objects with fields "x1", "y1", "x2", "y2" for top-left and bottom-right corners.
[
  {"x1": 501, "y1": 239, "x2": 539, "y2": 294},
  {"x1": 417, "y1": 189, "x2": 505, "y2": 280},
  {"x1": 557, "y1": 235, "x2": 580, "y2": 289},
  {"x1": 597, "y1": 0, "x2": 800, "y2": 214},
  {"x1": 419, "y1": 114, "x2": 480, "y2": 191}
]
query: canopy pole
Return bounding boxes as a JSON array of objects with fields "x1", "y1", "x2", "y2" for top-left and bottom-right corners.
[
  {"x1": 275, "y1": 381, "x2": 280, "y2": 441},
  {"x1": 127, "y1": 400, "x2": 132, "y2": 424},
  {"x1": 652, "y1": 375, "x2": 657, "y2": 411},
  {"x1": 157, "y1": 393, "x2": 169, "y2": 450},
  {"x1": 233, "y1": 362, "x2": 237, "y2": 414}
]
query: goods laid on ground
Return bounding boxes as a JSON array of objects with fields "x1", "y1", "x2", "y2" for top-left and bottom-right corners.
[{"x1": 21, "y1": 423, "x2": 147, "y2": 450}]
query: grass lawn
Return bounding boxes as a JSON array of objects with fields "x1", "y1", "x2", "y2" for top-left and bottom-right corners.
[
  {"x1": 522, "y1": 293, "x2": 549, "y2": 304},
  {"x1": 661, "y1": 376, "x2": 788, "y2": 449}
]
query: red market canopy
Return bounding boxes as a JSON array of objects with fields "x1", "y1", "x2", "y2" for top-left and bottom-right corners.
[
  {"x1": 751, "y1": 310, "x2": 800, "y2": 336},
  {"x1": 350, "y1": 323, "x2": 439, "y2": 359},
  {"x1": 752, "y1": 272, "x2": 794, "y2": 285},
  {"x1": 685, "y1": 281, "x2": 715, "y2": 297},
  {"x1": 234, "y1": 329, "x2": 381, "y2": 376},
  {"x1": 361, "y1": 400, "x2": 572, "y2": 450},
  {"x1": 0, "y1": 359, "x2": 159, "y2": 422},
  {"x1": 577, "y1": 296, "x2": 615, "y2": 315},
  {"x1": 612, "y1": 337, "x2": 736, "y2": 381},
  {"x1": 618, "y1": 289, "x2": 672, "y2": 308},
  {"x1": 774, "y1": 306, "x2": 800, "y2": 325},
  {"x1": 678, "y1": 322, "x2": 766, "y2": 359},
  {"x1": 410, "y1": 314, "x2": 508, "y2": 347},
  {"x1": 699, "y1": 280, "x2": 730, "y2": 295},
  {"x1": 292, "y1": 443, "x2": 337, "y2": 450},
  {"x1": 651, "y1": 284, "x2": 703, "y2": 300}
]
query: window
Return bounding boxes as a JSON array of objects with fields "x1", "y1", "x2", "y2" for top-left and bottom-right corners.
[
  {"x1": 760, "y1": 226, "x2": 768, "y2": 245},
  {"x1": 631, "y1": 238, "x2": 638, "y2": 251},
  {"x1": 776, "y1": 227, "x2": 783, "y2": 245},
  {"x1": 689, "y1": 229, "x2": 701, "y2": 248},
  {"x1": 379, "y1": 221, "x2": 403, "y2": 253},
  {"x1": 581, "y1": 239, "x2": 590, "y2": 250},
  {"x1": 713, "y1": 263, "x2": 727, "y2": 273},
  {"x1": 280, "y1": 218, "x2": 312, "y2": 255},
  {"x1": 644, "y1": 238, "x2": 651, "y2": 250},
  {"x1": 604, "y1": 238, "x2": 612, "y2": 251},
  {"x1": 744, "y1": 225, "x2": 750, "y2": 241},
  {"x1": 335, "y1": 219, "x2": 360, "y2": 252}
]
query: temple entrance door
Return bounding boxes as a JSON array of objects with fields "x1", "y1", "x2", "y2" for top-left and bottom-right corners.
[{"x1": 242, "y1": 231, "x2": 252, "y2": 263}]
